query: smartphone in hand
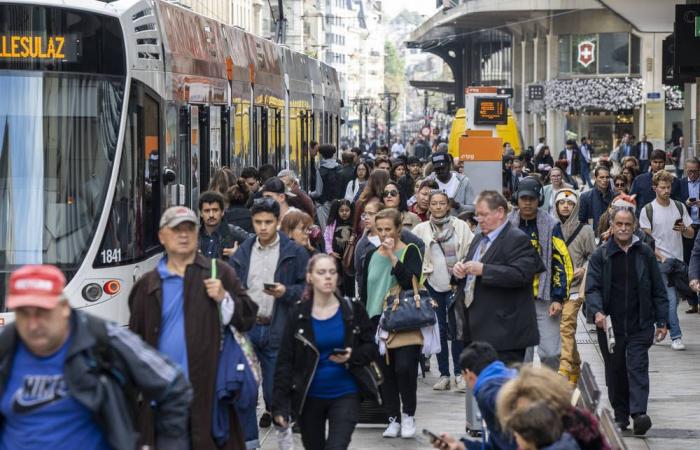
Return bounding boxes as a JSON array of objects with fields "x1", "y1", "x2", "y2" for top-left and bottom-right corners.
[
  {"x1": 330, "y1": 348, "x2": 349, "y2": 356},
  {"x1": 263, "y1": 283, "x2": 277, "y2": 290},
  {"x1": 422, "y1": 429, "x2": 445, "y2": 445}
]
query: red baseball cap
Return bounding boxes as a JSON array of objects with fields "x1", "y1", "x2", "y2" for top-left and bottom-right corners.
[{"x1": 7, "y1": 265, "x2": 66, "y2": 310}]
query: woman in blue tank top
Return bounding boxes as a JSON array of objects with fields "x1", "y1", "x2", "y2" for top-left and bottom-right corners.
[{"x1": 271, "y1": 254, "x2": 378, "y2": 450}]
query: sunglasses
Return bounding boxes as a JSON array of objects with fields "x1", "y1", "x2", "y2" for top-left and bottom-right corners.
[
  {"x1": 382, "y1": 189, "x2": 399, "y2": 198},
  {"x1": 615, "y1": 183, "x2": 626, "y2": 188}
]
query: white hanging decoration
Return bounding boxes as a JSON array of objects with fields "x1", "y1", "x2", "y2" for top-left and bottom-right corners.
[
  {"x1": 543, "y1": 77, "x2": 644, "y2": 112},
  {"x1": 663, "y1": 85, "x2": 683, "y2": 110}
]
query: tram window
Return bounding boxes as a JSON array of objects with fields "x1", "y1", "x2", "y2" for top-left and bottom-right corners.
[
  {"x1": 190, "y1": 106, "x2": 200, "y2": 207},
  {"x1": 95, "y1": 82, "x2": 161, "y2": 267},
  {"x1": 210, "y1": 106, "x2": 222, "y2": 173}
]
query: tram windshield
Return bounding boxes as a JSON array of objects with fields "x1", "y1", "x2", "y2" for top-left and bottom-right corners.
[{"x1": 0, "y1": 72, "x2": 124, "y2": 272}]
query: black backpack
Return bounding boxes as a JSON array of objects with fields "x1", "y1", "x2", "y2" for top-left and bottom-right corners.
[{"x1": 319, "y1": 165, "x2": 344, "y2": 203}]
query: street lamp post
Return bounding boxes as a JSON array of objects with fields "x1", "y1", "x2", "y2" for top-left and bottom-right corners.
[
  {"x1": 351, "y1": 97, "x2": 374, "y2": 149},
  {"x1": 379, "y1": 92, "x2": 399, "y2": 143}
]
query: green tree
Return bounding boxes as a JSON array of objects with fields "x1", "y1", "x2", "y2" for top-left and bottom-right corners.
[{"x1": 384, "y1": 41, "x2": 405, "y2": 125}]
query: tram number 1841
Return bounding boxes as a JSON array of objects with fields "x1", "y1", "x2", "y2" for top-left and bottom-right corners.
[{"x1": 100, "y1": 248, "x2": 122, "y2": 264}]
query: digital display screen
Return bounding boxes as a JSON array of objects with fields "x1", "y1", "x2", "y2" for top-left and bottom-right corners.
[
  {"x1": 474, "y1": 97, "x2": 507, "y2": 125},
  {"x1": 0, "y1": 34, "x2": 80, "y2": 62},
  {"x1": 0, "y1": 4, "x2": 125, "y2": 75}
]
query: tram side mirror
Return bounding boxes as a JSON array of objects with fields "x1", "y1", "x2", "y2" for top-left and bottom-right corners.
[{"x1": 163, "y1": 168, "x2": 177, "y2": 185}]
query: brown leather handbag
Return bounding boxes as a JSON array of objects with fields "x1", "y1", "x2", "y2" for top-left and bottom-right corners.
[{"x1": 342, "y1": 234, "x2": 357, "y2": 275}]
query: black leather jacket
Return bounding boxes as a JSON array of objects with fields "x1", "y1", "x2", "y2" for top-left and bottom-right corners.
[
  {"x1": 271, "y1": 296, "x2": 378, "y2": 418},
  {"x1": 0, "y1": 310, "x2": 192, "y2": 450}
]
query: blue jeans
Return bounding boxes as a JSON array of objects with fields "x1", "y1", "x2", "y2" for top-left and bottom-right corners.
[
  {"x1": 661, "y1": 273, "x2": 682, "y2": 340},
  {"x1": 247, "y1": 324, "x2": 279, "y2": 411},
  {"x1": 427, "y1": 283, "x2": 463, "y2": 377}
]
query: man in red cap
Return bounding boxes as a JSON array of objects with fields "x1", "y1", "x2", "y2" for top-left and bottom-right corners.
[{"x1": 0, "y1": 264, "x2": 192, "y2": 450}]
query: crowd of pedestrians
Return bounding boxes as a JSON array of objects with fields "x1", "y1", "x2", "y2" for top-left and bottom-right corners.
[{"x1": 1, "y1": 133, "x2": 697, "y2": 450}]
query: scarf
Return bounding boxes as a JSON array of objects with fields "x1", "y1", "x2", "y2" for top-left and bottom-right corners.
[{"x1": 430, "y1": 216, "x2": 458, "y2": 270}]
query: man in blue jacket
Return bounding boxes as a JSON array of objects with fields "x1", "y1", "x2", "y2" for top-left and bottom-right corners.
[
  {"x1": 430, "y1": 342, "x2": 517, "y2": 450},
  {"x1": 630, "y1": 149, "x2": 681, "y2": 212},
  {"x1": 229, "y1": 197, "x2": 309, "y2": 428}
]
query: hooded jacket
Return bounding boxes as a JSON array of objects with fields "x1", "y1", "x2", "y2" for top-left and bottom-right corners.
[
  {"x1": 553, "y1": 190, "x2": 597, "y2": 296},
  {"x1": 508, "y1": 208, "x2": 573, "y2": 302},
  {"x1": 461, "y1": 361, "x2": 517, "y2": 450}
]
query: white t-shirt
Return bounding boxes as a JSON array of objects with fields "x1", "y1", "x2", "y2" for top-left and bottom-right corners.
[
  {"x1": 565, "y1": 149, "x2": 573, "y2": 175},
  {"x1": 437, "y1": 174, "x2": 460, "y2": 198},
  {"x1": 639, "y1": 199, "x2": 692, "y2": 260}
]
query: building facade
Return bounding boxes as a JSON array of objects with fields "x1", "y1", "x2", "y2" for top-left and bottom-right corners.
[{"x1": 409, "y1": 0, "x2": 686, "y2": 155}]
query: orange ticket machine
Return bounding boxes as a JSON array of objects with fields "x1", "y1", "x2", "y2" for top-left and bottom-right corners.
[{"x1": 459, "y1": 87, "x2": 509, "y2": 197}]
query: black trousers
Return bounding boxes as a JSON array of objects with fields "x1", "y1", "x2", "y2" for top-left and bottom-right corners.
[
  {"x1": 597, "y1": 327, "x2": 654, "y2": 424},
  {"x1": 299, "y1": 393, "x2": 359, "y2": 450},
  {"x1": 497, "y1": 348, "x2": 526, "y2": 367},
  {"x1": 379, "y1": 344, "x2": 421, "y2": 420}
]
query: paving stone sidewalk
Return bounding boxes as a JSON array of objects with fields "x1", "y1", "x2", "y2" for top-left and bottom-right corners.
[{"x1": 260, "y1": 309, "x2": 700, "y2": 449}]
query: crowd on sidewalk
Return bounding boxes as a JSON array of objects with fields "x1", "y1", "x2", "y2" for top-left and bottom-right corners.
[{"x1": 1, "y1": 135, "x2": 698, "y2": 450}]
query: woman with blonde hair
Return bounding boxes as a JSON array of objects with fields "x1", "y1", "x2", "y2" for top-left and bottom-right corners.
[{"x1": 496, "y1": 366, "x2": 610, "y2": 450}]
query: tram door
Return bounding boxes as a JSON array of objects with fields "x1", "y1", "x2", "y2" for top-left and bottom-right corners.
[{"x1": 300, "y1": 111, "x2": 309, "y2": 190}]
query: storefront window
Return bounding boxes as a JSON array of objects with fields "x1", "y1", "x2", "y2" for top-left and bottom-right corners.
[
  {"x1": 571, "y1": 34, "x2": 598, "y2": 75},
  {"x1": 599, "y1": 33, "x2": 629, "y2": 74},
  {"x1": 559, "y1": 33, "x2": 639, "y2": 77},
  {"x1": 558, "y1": 35, "x2": 571, "y2": 75}
]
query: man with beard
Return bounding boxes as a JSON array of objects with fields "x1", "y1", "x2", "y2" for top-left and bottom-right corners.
[{"x1": 425, "y1": 152, "x2": 475, "y2": 213}]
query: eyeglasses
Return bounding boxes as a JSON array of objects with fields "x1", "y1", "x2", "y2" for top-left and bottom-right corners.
[
  {"x1": 614, "y1": 182, "x2": 626, "y2": 188},
  {"x1": 382, "y1": 189, "x2": 399, "y2": 198}
]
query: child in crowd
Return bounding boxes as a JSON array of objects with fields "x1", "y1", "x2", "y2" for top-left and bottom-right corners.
[
  {"x1": 507, "y1": 401, "x2": 581, "y2": 450},
  {"x1": 323, "y1": 199, "x2": 355, "y2": 297}
]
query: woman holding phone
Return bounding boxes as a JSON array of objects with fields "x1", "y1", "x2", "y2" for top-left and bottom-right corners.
[
  {"x1": 360, "y1": 208, "x2": 423, "y2": 439},
  {"x1": 272, "y1": 254, "x2": 377, "y2": 450}
]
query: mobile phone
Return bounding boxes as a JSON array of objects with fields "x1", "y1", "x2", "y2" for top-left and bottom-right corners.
[
  {"x1": 690, "y1": 198, "x2": 697, "y2": 203},
  {"x1": 674, "y1": 218, "x2": 684, "y2": 227},
  {"x1": 422, "y1": 429, "x2": 444, "y2": 445},
  {"x1": 331, "y1": 348, "x2": 348, "y2": 356},
  {"x1": 263, "y1": 283, "x2": 277, "y2": 290}
]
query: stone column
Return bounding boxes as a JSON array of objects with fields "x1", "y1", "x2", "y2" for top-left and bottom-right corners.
[
  {"x1": 521, "y1": 39, "x2": 528, "y2": 149},
  {"x1": 532, "y1": 36, "x2": 539, "y2": 147}
]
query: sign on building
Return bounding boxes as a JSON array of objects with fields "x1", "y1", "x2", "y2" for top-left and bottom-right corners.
[
  {"x1": 577, "y1": 40, "x2": 596, "y2": 68},
  {"x1": 528, "y1": 85, "x2": 545, "y2": 100}
]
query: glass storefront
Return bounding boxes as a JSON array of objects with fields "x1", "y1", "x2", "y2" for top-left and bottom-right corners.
[{"x1": 558, "y1": 33, "x2": 640, "y2": 78}]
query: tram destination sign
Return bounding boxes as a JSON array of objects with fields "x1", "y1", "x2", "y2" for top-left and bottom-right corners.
[
  {"x1": 474, "y1": 97, "x2": 508, "y2": 125},
  {"x1": 0, "y1": 34, "x2": 80, "y2": 62}
]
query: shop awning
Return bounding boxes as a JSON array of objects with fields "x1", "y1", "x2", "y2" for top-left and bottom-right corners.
[{"x1": 407, "y1": 0, "x2": 603, "y2": 48}]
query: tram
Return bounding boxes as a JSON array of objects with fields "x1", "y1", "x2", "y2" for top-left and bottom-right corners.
[{"x1": 0, "y1": 0, "x2": 342, "y2": 325}]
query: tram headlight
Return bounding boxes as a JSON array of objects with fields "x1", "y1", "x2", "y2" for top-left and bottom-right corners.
[
  {"x1": 82, "y1": 283, "x2": 103, "y2": 302},
  {"x1": 103, "y1": 280, "x2": 121, "y2": 296}
]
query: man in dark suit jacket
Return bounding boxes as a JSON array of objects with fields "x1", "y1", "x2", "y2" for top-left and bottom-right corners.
[
  {"x1": 633, "y1": 135, "x2": 653, "y2": 174},
  {"x1": 630, "y1": 149, "x2": 681, "y2": 212},
  {"x1": 558, "y1": 139, "x2": 581, "y2": 177},
  {"x1": 452, "y1": 190, "x2": 544, "y2": 366}
]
